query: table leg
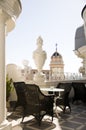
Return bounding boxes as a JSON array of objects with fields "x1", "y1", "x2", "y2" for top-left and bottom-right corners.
[{"x1": 54, "y1": 96, "x2": 61, "y2": 118}]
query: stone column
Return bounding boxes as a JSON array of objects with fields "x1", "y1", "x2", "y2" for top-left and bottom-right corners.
[
  {"x1": 0, "y1": 10, "x2": 7, "y2": 124},
  {"x1": 0, "y1": 0, "x2": 22, "y2": 129},
  {"x1": 0, "y1": 10, "x2": 12, "y2": 129}
]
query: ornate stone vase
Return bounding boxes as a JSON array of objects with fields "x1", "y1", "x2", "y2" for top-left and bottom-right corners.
[{"x1": 33, "y1": 36, "x2": 47, "y2": 82}]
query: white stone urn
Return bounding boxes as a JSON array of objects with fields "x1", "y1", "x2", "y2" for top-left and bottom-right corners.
[{"x1": 33, "y1": 36, "x2": 47, "y2": 82}]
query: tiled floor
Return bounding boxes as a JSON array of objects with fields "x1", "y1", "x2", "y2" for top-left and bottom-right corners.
[
  {"x1": 7, "y1": 103, "x2": 86, "y2": 130},
  {"x1": 58, "y1": 103, "x2": 86, "y2": 130}
]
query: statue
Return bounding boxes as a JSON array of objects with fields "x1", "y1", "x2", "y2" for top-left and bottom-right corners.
[{"x1": 33, "y1": 36, "x2": 47, "y2": 83}]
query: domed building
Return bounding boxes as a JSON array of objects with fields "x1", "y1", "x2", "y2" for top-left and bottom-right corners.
[{"x1": 49, "y1": 44, "x2": 64, "y2": 80}]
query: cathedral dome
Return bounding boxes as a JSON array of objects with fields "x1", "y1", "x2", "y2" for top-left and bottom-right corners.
[
  {"x1": 51, "y1": 51, "x2": 62, "y2": 58},
  {"x1": 50, "y1": 44, "x2": 64, "y2": 69},
  {"x1": 51, "y1": 44, "x2": 62, "y2": 59}
]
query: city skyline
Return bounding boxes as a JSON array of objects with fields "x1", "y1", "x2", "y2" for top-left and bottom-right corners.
[{"x1": 6, "y1": 0, "x2": 86, "y2": 73}]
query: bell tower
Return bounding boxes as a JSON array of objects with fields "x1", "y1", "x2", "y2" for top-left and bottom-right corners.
[{"x1": 50, "y1": 44, "x2": 64, "y2": 80}]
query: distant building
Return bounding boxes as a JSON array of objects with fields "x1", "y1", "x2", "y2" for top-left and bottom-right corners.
[
  {"x1": 20, "y1": 44, "x2": 64, "y2": 81},
  {"x1": 49, "y1": 44, "x2": 64, "y2": 80}
]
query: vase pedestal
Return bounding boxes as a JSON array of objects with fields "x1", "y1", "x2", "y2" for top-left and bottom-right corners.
[
  {"x1": 33, "y1": 36, "x2": 47, "y2": 84},
  {"x1": 33, "y1": 72, "x2": 45, "y2": 83}
]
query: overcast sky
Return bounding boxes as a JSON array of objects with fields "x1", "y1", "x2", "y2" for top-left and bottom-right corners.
[{"x1": 6, "y1": 0, "x2": 86, "y2": 73}]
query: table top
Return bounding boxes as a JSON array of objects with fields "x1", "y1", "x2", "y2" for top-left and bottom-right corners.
[{"x1": 40, "y1": 87, "x2": 64, "y2": 92}]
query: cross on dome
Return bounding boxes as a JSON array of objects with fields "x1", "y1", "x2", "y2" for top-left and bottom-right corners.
[{"x1": 56, "y1": 43, "x2": 58, "y2": 52}]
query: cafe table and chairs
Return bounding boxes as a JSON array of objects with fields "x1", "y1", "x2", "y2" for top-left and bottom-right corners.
[{"x1": 40, "y1": 87, "x2": 64, "y2": 117}]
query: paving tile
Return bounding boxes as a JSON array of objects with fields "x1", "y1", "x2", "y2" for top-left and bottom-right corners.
[
  {"x1": 7, "y1": 103, "x2": 86, "y2": 130},
  {"x1": 60, "y1": 121, "x2": 81, "y2": 129},
  {"x1": 69, "y1": 117, "x2": 86, "y2": 124}
]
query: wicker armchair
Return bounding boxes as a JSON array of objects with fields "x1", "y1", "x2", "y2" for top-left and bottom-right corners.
[
  {"x1": 72, "y1": 82, "x2": 86, "y2": 103},
  {"x1": 13, "y1": 82, "x2": 26, "y2": 110},
  {"x1": 14, "y1": 83, "x2": 54, "y2": 126},
  {"x1": 55, "y1": 82, "x2": 72, "y2": 113}
]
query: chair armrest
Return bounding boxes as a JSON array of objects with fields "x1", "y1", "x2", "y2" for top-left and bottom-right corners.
[
  {"x1": 42, "y1": 94, "x2": 54, "y2": 104},
  {"x1": 45, "y1": 94, "x2": 54, "y2": 97}
]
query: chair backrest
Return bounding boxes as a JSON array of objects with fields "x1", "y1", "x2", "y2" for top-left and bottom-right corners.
[
  {"x1": 25, "y1": 84, "x2": 40, "y2": 105},
  {"x1": 13, "y1": 82, "x2": 26, "y2": 107},
  {"x1": 56, "y1": 83, "x2": 72, "y2": 108},
  {"x1": 25, "y1": 84, "x2": 47, "y2": 104},
  {"x1": 56, "y1": 82, "x2": 72, "y2": 98},
  {"x1": 22, "y1": 84, "x2": 54, "y2": 125},
  {"x1": 24, "y1": 84, "x2": 54, "y2": 116},
  {"x1": 72, "y1": 82, "x2": 86, "y2": 102}
]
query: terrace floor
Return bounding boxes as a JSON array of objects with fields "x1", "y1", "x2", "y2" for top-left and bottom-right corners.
[{"x1": 7, "y1": 102, "x2": 86, "y2": 130}]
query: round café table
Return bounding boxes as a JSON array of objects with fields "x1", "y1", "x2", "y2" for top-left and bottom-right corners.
[{"x1": 40, "y1": 87, "x2": 64, "y2": 118}]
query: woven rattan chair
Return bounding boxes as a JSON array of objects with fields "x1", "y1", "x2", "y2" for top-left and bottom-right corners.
[
  {"x1": 13, "y1": 82, "x2": 26, "y2": 110},
  {"x1": 55, "y1": 82, "x2": 72, "y2": 113},
  {"x1": 72, "y1": 82, "x2": 86, "y2": 103},
  {"x1": 14, "y1": 82, "x2": 54, "y2": 126}
]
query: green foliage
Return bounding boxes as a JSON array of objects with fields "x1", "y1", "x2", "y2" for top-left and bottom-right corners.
[{"x1": 6, "y1": 74, "x2": 13, "y2": 101}]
